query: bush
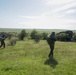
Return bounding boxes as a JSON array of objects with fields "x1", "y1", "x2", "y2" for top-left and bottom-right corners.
[
  {"x1": 7, "y1": 34, "x2": 12, "y2": 40},
  {"x1": 72, "y1": 33, "x2": 76, "y2": 42},
  {"x1": 18, "y1": 30, "x2": 27, "y2": 40},
  {"x1": 34, "y1": 33, "x2": 41, "y2": 43},
  {"x1": 8, "y1": 39, "x2": 17, "y2": 46},
  {"x1": 30, "y1": 30, "x2": 42, "y2": 43},
  {"x1": 30, "y1": 30, "x2": 37, "y2": 39},
  {"x1": 58, "y1": 33, "x2": 67, "y2": 41},
  {"x1": 56, "y1": 30, "x2": 73, "y2": 42},
  {"x1": 42, "y1": 32, "x2": 48, "y2": 40}
]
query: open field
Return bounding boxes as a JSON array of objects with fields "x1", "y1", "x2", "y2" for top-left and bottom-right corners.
[
  {"x1": 1, "y1": 28, "x2": 75, "y2": 33},
  {"x1": 0, "y1": 39, "x2": 76, "y2": 75}
]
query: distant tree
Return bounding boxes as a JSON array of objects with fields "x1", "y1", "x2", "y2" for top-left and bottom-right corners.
[
  {"x1": 30, "y1": 30, "x2": 42, "y2": 43},
  {"x1": 42, "y1": 32, "x2": 48, "y2": 40},
  {"x1": 58, "y1": 33, "x2": 67, "y2": 41},
  {"x1": 18, "y1": 30, "x2": 26, "y2": 40},
  {"x1": 72, "y1": 33, "x2": 76, "y2": 42},
  {"x1": 65, "y1": 31, "x2": 73, "y2": 41},
  {"x1": 34, "y1": 33, "x2": 41, "y2": 43},
  {"x1": 56, "y1": 30, "x2": 73, "y2": 42},
  {"x1": 30, "y1": 30, "x2": 37, "y2": 39}
]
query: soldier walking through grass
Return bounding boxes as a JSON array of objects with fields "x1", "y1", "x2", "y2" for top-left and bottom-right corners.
[{"x1": 47, "y1": 32, "x2": 56, "y2": 58}]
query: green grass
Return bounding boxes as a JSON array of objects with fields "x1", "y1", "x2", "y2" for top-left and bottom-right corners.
[{"x1": 0, "y1": 39, "x2": 76, "y2": 75}]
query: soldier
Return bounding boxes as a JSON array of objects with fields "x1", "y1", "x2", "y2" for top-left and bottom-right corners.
[
  {"x1": 47, "y1": 32, "x2": 56, "y2": 58},
  {"x1": 0, "y1": 35, "x2": 6, "y2": 48}
]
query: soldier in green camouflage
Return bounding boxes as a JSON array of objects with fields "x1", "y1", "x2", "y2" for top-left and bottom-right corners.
[
  {"x1": 0, "y1": 35, "x2": 6, "y2": 48},
  {"x1": 47, "y1": 32, "x2": 56, "y2": 58}
]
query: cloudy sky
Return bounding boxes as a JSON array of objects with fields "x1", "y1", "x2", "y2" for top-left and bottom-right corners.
[{"x1": 0, "y1": 0, "x2": 76, "y2": 30}]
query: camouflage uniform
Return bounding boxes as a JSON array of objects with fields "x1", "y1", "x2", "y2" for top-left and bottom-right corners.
[
  {"x1": 0, "y1": 35, "x2": 5, "y2": 48},
  {"x1": 48, "y1": 32, "x2": 56, "y2": 58}
]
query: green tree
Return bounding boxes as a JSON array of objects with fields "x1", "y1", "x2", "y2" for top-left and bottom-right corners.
[
  {"x1": 58, "y1": 33, "x2": 67, "y2": 41},
  {"x1": 42, "y1": 32, "x2": 48, "y2": 40},
  {"x1": 30, "y1": 30, "x2": 41, "y2": 43},
  {"x1": 30, "y1": 30, "x2": 37, "y2": 39},
  {"x1": 19, "y1": 30, "x2": 26, "y2": 40},
  {"x1": 72, "y1": 33, "x2": 76, "y2": 42}
]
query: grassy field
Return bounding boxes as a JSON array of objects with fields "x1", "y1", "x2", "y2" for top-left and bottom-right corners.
[{"x1": 0, "y1": 39, "x2": 76, "y2": 75}]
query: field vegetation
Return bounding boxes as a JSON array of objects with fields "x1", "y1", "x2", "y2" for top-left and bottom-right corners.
[
  {"x1": 0, "y1": 39, "x2": 76, "y2": 75},
  {"x1": 0, "y1": 28, "x2": 76, "y2": 75}
]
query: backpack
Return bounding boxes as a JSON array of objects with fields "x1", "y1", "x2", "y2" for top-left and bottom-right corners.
[{"x1": 47, "y1": 37, "x2": 51, "y2": 45}]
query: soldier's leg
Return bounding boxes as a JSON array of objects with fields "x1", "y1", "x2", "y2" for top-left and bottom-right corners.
[
  {"x1": 3, "y1": 41, "x2": 5, "y2": 48},
  {"x1": 49, "y1": 44, "x2": 54, "y2": 58},
  {"x1": 48, "y1": 45, "x2": 53, "y2": 57},
  {"x1": 51, "y1": 49, "x2": 54, "y2": 58},
  {"x1": 48, "y1": 46, "x2": 51, "y2": 57},
  {"x1": 51, "y1": 44, "x2": 54, "y2": 56}
]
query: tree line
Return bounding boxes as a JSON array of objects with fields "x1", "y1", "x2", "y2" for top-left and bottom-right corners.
[{"x1": 0, "y1": 29, "x2": 76, "y2": 46}]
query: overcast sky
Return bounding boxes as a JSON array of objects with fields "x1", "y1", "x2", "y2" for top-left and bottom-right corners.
[{"x1": 0, "y1": 0, "x2": 76, "y2": 30}]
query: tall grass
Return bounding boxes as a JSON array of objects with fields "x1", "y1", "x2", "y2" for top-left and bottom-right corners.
[{"x1": 0, "y1": 39, "x2": 76, "y2": 75}]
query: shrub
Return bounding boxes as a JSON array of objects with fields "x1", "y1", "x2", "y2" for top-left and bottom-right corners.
[
  {"x1": 34, "y1": 33, "x2": 41, "y2": 43},
  {"x1": 18, "y1": 30, "x2": 27, "y2": 40},
  {"x1": 42, "y1": 32, "x2": 48, "y2": 40},
  {"x1": 30, "y1": 30, "x2": 37, "y2": 39},
  {"x1": 8, "y1": 39, "x2": 17, "y2": 46},
  {"x1": 30, "y1": 30, "x2": 42, "y2": 43},
  {"x1": 72, "y1": 33, "x2": 76, "y2": 42},
  {"x1": 56, "y1": 30, "x2": 73, "y2": 42},
  {"x1": 58, "y1": 33, "x2": 67, "y2": 41}
]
